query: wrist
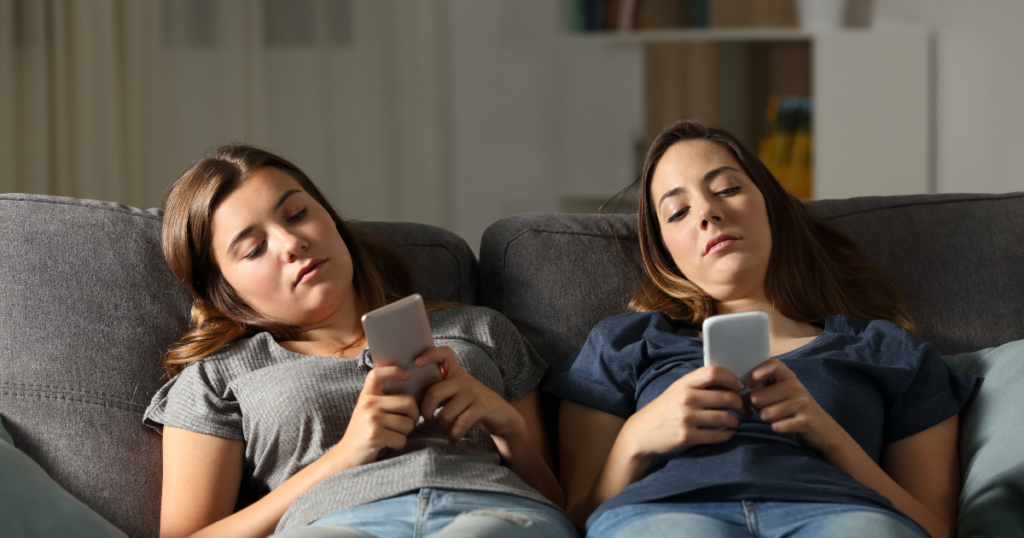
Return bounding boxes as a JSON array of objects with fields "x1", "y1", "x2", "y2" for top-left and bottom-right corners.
[
  {"x1": 489, "y1": 413, "x2": 529, "y2": 458},
  {"x1": 611, "y1": 421, "x2": 655, "y2": 482},
  {"x1": 327, "y1": 436, "x2": 374, "y2": 474},
  {"x1": 813, "y1": 421, "x2": 859, "y2": 464}
]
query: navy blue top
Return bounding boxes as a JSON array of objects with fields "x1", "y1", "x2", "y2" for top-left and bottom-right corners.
[{"x1": 544, "y1": 312, "x2": 979, "y2": 529}]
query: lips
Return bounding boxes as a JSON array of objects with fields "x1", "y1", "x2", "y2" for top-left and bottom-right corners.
[
  {"x1": 295, "y1": 259, "x2": 326, "y2": 286},
  {"x1": 705, "y1": 234, "x2": 738, "y2": 255}
]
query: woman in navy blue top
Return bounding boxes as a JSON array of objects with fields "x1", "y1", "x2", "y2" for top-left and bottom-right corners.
[{"x1": 546, "y1": 121, "x2": 977, "y2": 538}]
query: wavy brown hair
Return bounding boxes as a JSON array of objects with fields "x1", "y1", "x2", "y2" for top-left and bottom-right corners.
[
  {"x1": 161, "y1": 145, "x2": 424, "y2": 378},
  {"x1": 627, "y1": 120, "x2": 914, "y2": 332}
]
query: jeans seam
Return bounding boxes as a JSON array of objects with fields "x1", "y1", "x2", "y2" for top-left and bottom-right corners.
[
  {"x1": 415, "y1": 490, "x2": 428, "y2": 538},
  {"x1": 415, "y1": 488, "x2": 453, "y2": 538},
  {"x1": 743, "y1": 500, "x2": 762, "y2": 538}
]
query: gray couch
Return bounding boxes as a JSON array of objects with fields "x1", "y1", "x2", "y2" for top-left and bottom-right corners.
[{"x1": 2, "y1": 192, "x2": 1023, "y2": 537}]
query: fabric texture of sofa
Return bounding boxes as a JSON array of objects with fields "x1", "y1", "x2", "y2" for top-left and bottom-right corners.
[{"x1": 1, "y1": 191, "x2": 1023, "y2": 537}]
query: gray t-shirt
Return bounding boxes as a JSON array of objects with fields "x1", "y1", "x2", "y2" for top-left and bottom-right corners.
[{"x1": 144, "y1": 306, "x2": 552, "y2": 531}]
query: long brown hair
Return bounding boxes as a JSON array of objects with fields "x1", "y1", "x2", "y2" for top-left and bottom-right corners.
[
  {"x1": 161, "y1": 145, "x2": 418, "y2": 377},
  {"x1": 627, "y1": 120, "x2": 914, "y2": 332}
]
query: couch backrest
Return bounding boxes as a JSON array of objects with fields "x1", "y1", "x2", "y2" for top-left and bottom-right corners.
[
  {"x1": 0, "y1": 194, "x2": 477, "y2": 538},
  {"x1": 479, "y1": 193, "x2": 1024, "y2": 370}
]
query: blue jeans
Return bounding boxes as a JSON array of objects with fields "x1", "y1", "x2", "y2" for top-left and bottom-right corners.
[
  {"x1": 588, "y1": 501, "x2": 929, "y2": 538},
  {"x1": 272, "y1": 488, "x2": 578, "y2": 538}
]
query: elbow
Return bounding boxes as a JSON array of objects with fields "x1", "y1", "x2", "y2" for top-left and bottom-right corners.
[
  {"x1": 547, "y1": 485, "x2": 567, "y2": 510},
  {"x1": 563, "y1": 489, "x2": 599, "y2": 534},
  {"x1": 564, "y1": 501, "x2": 592, "y2": 534}
]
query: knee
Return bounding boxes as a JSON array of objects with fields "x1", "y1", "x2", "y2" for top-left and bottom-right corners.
[
  {"x1": 272, "y1": 524, "x2": 375, "y2": 538},
  {"x1": 455, "y1": 509, "x2": 534, "y2": 528},
  {"x1": 804, "y1": 510, "x2": 928, "y2": 538},
  {"x1": 591, "y1": 511, "x2": 744, "y2": 538},
  {"x1": 443, "y1": 508, "x2": 577, "y2": 538}
]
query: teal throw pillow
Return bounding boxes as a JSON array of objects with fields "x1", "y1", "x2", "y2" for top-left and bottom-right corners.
[
  {"x1": 944, "y1": 341, "x2": 1024, "y2": 537},
  {"x1": 0, "y1": 416, "x2": 128, "y2": 538}
]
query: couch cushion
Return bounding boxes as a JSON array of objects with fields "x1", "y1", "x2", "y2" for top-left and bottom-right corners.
[
  {"x1": 944, "y1": 342, "x2": 1024, "y2": 538},
  {"x1": 479, "y1": 193, "x2": 1024, "y2": 368},
  {"x1": 357, "y1": 221, "x2": 478, "y2": 305},
  {"x1": 0, "y1": 416, "x2": 128, "y2": 538},
  {"x1": 479, "y1": 212, "x2": 642, "y2": 370},
  {"x1": 809, "y1": 193, "x2": 1024, "y2": 355},
  {"x1": 0, "y1": 195, "x2": 189, "y2": 538},
  {"x1": 0, "y1": 194, "x2": 477, "y2": 538}
]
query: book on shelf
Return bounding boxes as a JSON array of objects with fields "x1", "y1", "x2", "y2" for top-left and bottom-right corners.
[
  {"x1": 758, "y1": 94, "x2": 812, "y2": 200},
  {"x1": 571, "y1": 0, "x2": 798, "y2": 32},
  {"x1": 572, "y1": 0, "x2": 708, "y2": 32}
]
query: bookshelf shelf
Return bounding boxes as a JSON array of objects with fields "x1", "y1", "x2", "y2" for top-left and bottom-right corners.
[
  {"x1": 569, "y1": 27, "x2": 819, "y2": 43},
  {"x1": 565, "y1": 29, "x2": 933, "y2": 200},
  {"x1": 565, "y1": 28, "x2": 924, "y2": 45}
]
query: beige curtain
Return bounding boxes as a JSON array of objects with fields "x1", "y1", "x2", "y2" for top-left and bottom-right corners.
[
  {"x1": 0, "y1": 0, "x2": 451, "y2": 224},
  {"x1": 0, "y1": 0, "x2": 163, "y2": 208}
]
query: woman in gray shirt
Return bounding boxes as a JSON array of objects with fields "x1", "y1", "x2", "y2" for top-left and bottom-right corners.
[{"x1": 144, "y1": 145, "x2": 573, "y2": 538}]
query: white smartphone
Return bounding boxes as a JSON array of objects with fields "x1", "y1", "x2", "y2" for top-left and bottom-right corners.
[
  {"x1": 702, "y1": 311, "x2": 771, "y2": 395},
  {"x1": 361, "y1": 294, "x2": 443, "y2": 404}
]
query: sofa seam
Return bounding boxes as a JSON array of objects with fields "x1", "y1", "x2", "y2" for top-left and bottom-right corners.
[
  {"x1": 393, "y1": 241, "x2": 471, "y2": 303},
  {"x1": 0, "y1": 389, "x2": 148, "y2": 414},
  {"x1": 494, "y1": 194, "x2": 1024, "y2": 302},
  {"x1": 817, "y1": 194, "x2": 1024, "y2": 220},
  {"x1": 0, "y1": 381, "x2": 147, "y2": 412},
  {"x1": 498, "y1": 226, "x2": 630, "y2": 311},
  {"x1": 0, "y1": 197, "x2": 162, "y2": 222}
]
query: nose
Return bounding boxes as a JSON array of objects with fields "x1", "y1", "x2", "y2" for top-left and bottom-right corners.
[
  {"x1": 697, "y1": 200, "x2": 722, "y2": 230},
  {"x1": 275, "y1": 228, "x2": 308, "y2": 262}
]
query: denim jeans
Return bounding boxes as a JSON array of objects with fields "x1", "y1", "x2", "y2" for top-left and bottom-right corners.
[
  {"x1": 588, "y1": 501, "x2": 930, "y2": 538},
  {"x1": 272, "y1": 488, "x2": 578, "y2": 538}
]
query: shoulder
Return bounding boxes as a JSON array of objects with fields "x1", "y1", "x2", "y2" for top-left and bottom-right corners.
[
  {"x1": 560, "y1": 310, "x2": 698, "y2": 374},
  {"x1": 145, "y1": 332, "x2": 279, "y2": 436},
  {"x1": 595, "y1": 310, "x2": 683, "y2": 332},
  {"x1": 828, "y1": 315, "x2": 921, "y2": 345},
  {"x1": 829, "y1": 315, "x2": 904, "y2": 336},
  {"x1": 825, "y1": 315, "x2": 934, "y2": 366},
  {"x1": 428, "y1": 305, "x2": 521, "y2": 347},
  {"x1": 429, "y1": 306, "x2": 547, "y2": 399},
  {"x1": 823, "y1": 317, "x2": 981, "y2": 444},
  {"x1": 543, "y1": 311, "x2": 687, "y2": 417},
  {"x1": 172, "y1": 332, "x2": 280, "y2": 388},
  {"x1": 427, "y1": 305, "x2": 533, "y2": 364},
  {"x1": 587, "y1": 311, "x2": 694, "y2": 348}
]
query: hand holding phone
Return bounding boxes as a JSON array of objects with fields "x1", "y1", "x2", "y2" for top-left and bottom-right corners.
[
  {"x1": 361, "y1": 294, "x2": 443, "y2": 404},
  {"x1": 702, "y1": 311, "x2": 771, "y2": 396}
]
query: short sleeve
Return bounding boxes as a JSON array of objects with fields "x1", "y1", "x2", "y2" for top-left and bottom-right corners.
[
  {"x1": 429, "y1": 306, "x2": 549, "y2": 401},
  {"x1": 543, "y1": 312, "x2": 659, "y2": 418},
  {"x1": 882, "y1": 332, "x2": 980, "y2": 444},
  {"x1": 143, "y1": 359, "x2": 244, "y2": 440}
]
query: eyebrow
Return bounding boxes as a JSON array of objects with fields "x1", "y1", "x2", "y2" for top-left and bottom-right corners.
[
  {"x1": 657, "y1": 166, "x2": 738, "y2": 209},
  {"x1": 226, "y1": 189, "x2": 302, "y2": 256}
]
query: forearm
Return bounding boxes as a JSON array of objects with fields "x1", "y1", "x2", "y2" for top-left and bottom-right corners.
[
  {"x1": 492, "y1": 432, "x2": 566, "y2": 507},
  {"x1": 820, "y1": 432, "x2": 950, "y2": 538},
  {"x1": 565, "y1": 430, "x2": 650, "y2": 529},
  {"x1": 177, "y1": 455, "x2": 351, "y2": 538}
]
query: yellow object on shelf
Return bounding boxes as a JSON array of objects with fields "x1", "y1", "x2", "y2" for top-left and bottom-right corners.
[{"x1": 759, "y1": 94, "x2": 813, "y2": 200}]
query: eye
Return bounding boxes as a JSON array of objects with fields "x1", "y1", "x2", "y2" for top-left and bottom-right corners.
[
  {"x1": 667, "y1": 207, "x2": 689, "y2": 223},
  {"x1": 244, "y1": 242, "x2": 265, "y2": 260},
  {"x1": 715, "y1": 186, "x2": 740, "y2": 196},
  {"x1": 287, "y1": 208, "x2": 308, "y2": 222}
]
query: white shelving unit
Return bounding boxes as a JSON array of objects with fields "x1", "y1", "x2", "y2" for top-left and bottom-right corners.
[{"x1": 566, "y1": 29, "x2": 933, "y2": 201}]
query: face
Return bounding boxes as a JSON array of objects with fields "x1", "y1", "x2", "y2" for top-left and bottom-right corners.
[
  {"x1": 210, "y1": 167, "x2": 355, "y2": 328},
  {"x1": 650, "y1": 140, "x2": 772, "y2": 302}
]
